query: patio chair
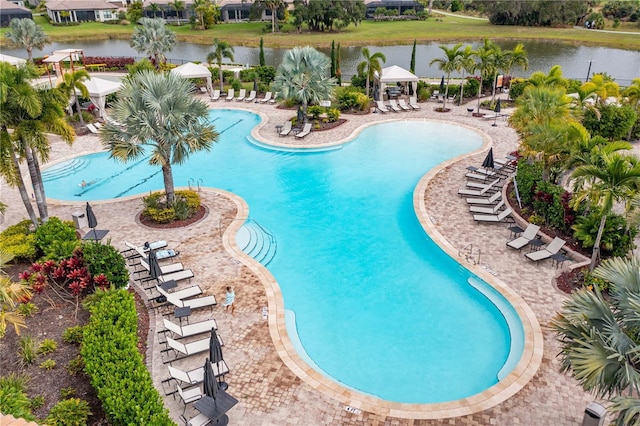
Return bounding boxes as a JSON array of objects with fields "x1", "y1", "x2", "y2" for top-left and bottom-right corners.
[
  {"x1": 469, "y1": 199, "x2": 505, "y2": 214},
  {"x1": 525, "y1": 237, "x2": 566, "y2": 262},
  {"x1": 279, "y1": 121, "x2": 292, "y2": 137},
  {"x1": 163, "y1": 365, "x2": 204, "y2": 389},
  {"x1": 465, "y1": 191, "x2": 502, "y2": 205},
  {"x1": 176, "y1": 384, "x2": 202, "y2": 413},
  {"x1": 164, "y1": 292, "x2": 217, "y2": 311},
  {"x1": 86, "y1": 123, "x2": 99, "y2": 134},
  {"x1": 156, "y1": 284, "x2": 203, "y2": 301},
  {"x1": 245, "y1": 90, "x2": 256, "y2": 102},
  {"x1": 161, "y1": 336, "x2": 210, "y2": 363},
  {"x1": 269, "y1": 92, "x2": 278, "y2": 104},
  {"x1": 375, "y1": 100, "x2": 390, "y2": 113},
  {"x1": 473, "y1": 208, "x2": 514, "y2": 223},
  {"x1": 295, "y1": 123, "x2": 312, "y2": 139},
  {"x1": 258, "y1": 92, "x2": 272, "y2": 103},
  {"x1": 180, "y1": 413, "x2": 211, "y2": 426},
  {"x1": 157, "y1": 269, "x2": 194, "y2": 284},
  {"x1": 235, "y1": 89, "x2": 246, "y2": 102},
  {"x1": 387, "y1": 99, "x2": 403, "y2": 112},
  {"x1": 457, "y1": 177, "x2": 501, "y2": 197},
  {"x1": 134, "y1": 258, "x2": 183, "y2": 278},
  {"x1": 210, "y1": 90, "x2": 220, "y2": 101},
  {"x1": 507, "y1": 224, "x2": 541, "y2": 251},
  {"x1": 225, "y1": 89, "x2": 234, "y2": 101},
  {"x1": 160, "y1": 318, "x2": 218, "y2": 340},
  {"x1": 397, "y1": 99, "x2": 412, "y2": 111},
  {"x1": 409, "y1": 97, "x2": 421, "y2": 110}
]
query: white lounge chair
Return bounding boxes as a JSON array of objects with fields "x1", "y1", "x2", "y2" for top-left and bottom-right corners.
[
  {"x1": 176, "y1": 383, "x2": 202, "y2": 410},
  {"x1": 161, "y1": 318, "x2": 218, "y2": 339},
  {"x1": 156, "y1": 284, "x2": 202, "y2": 301},
  {"x1": 473, "y1": 208, "x2": 513, "y2": 223},
  {"x1": 183, "y1": 413, "x2": 211, "y2": 426},
  {"x1": 465, "y1": 191, "x2": 502, "y2": 205},
  {"x1": 225, "y1": 89, "x2": 235, "y2": 101},
  {"x1": 245, "y1": 90, "x2": 256, "y2": 102},
  {"x1": 387, "y1": 99, "x2": 403, "y2": 112},
  {"x1": 279, "y1": 121, "x2": 293, "y2": 137},
  {"x1": 469, "y1": 199, "x2": 505, "y2": 214},
  {"x1": 458, "y1": 177, "x2": 501, "y2": 196},
  {"x1": 507, "y1": 224, "x2": 541, "y2": 251},
  {"x1": 136, "y1": 258, "x2": 183, "y2": 276},
  {"x1": 409, "y1": 96, "x2": 421, "y2": 110},
  {"x1": 525, "y1": 237, "x2": 566, "y2": 262},
  {"x1": 162, "y1": 336, "x2": 210, "y2": 363},
  {"x1": 295, "y1": 123, "x2": 312, "y2": 139},
  {"x1": 375, "y1": 100, "x2": 390, "y2": 113},
  {"x1": 157, "y1": 269, "x2": 194, "y2": 284},
  {"x1": 235, "y1": 89, "x2": 246, "y2": 102},
  {"x1": 269, "y1": 92, "x2": 278, "y2": 104},
  {"x1": 210, "y1": 89, "x2": 220, "y2": 101},
  {"x1": 164, "y1": 291, "x2": 217, "y2": 311},
  {"x1": 397, "y1": 99, "x2": 412, "y2": 111},
  {"x1": 258, "y1": 92, "x2": 272, "y2": 103},
  {"x1": 121, "y1": 240, "x2": 168, "y2": 258},
  {"x1": 86, "y1": 123, "x2": 99, "y2": 134}
]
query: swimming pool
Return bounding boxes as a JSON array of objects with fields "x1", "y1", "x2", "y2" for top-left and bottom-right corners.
[{"x1": 43, "y1": 109, "x2": 524, "y2": 404}]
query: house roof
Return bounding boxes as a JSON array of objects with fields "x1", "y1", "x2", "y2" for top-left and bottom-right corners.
[
  {"x1": 0, "y1": 0, "x2": 32, "y2": 13},
  {"x1": 46, "y1": 0, "x2": 117, "y2": 11}
]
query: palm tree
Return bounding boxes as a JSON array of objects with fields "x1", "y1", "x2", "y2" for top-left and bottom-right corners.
[
  {"x1": 430, "y1": 43, "x2": 463, "y2": 110},
  {"x1": 487, "y1": 44, "x2": 509, "y2": 104},
  {"x1": 505, "y1": 43, "x2": 528, "y2": 81},
  {"x1": 623, "y1": 78, "x2": 640, "y2": 141},
  {"x1": 4, "y1": 18, "x2": 49, "y2": 62},
  {"x1": 457, "y1": 45, "x2": 475, "y2": 106},
  {"x1": 130, "y1": 18, "x2": 176, "y2": 69},
  {"x1": 356, "y1": 47, "x2": 386, "y2": 98},
  {"x1": 527, "y1": 65, "x2": 567, "y2": 89},
  {"x1": 170, "y1": 0, "x2": 185, "y2": 23},
  {"x1": 552, "y1": 256, "x2": 640, "y2": 426},
  {"x1": 272, "y1": 46, "x2": 337, "y2": 122},
  {"x1": 57, "y1": 69, "x2": 90, "y2": 126},
  {"x1": 99, "y1": 71, "x2": 218, "y2": 205},
  {"x1": 255, "y1": 0, "x2": 283, "y2": 33},
  {"x1": 571, "y1": 153, "x2": 640, "y2": 270},
  {"x1": 207, "y1": 39, "x2": 234, "y2": 92},
  {"x1": 582, "y1": 73, "x2": 620, "y2": 106},
  {"x1": 0, "y1": 62, "x2": 74, "y2": 225},
  {"x1": 510, "y1": 85, "x2": 576, "y2": 138},
  {"x1": 472, "y1": 39, "x2": 496, "y2": 114}
]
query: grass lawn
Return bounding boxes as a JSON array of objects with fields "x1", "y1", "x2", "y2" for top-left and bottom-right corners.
[{"x1": 0, "y1": 13, "x2": 638, "y2": 50}]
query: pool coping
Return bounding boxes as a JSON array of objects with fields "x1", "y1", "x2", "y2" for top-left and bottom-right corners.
[{"x1": 219, "y1": 116, "x2": 544, "y2": 419}]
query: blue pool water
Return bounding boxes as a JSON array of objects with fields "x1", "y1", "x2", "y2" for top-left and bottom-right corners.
[{"x1": 43, "y1": 109, "x2": 523, "y2": 403}]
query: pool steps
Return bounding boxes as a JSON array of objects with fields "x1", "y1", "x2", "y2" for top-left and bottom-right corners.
[
  {"x1": 236, "y1": 219, "x2": 277, "y2": 266},
  {"x1": 41, "y1": 158, "x2": 90, "y2": 181}
]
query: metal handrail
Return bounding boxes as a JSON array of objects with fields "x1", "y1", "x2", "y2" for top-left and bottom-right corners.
[{"x1": 458, "y1": 243, "x2": 473, "y2": 258}]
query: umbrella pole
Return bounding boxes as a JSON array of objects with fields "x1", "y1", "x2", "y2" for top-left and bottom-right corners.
[{"x1": 492, "y1": 115, "x2": 498, "y2": 127}]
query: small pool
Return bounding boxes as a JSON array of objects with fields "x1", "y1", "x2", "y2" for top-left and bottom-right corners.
[{"x1": 43, "y1": 109, "x2": 524, "y2": 404}]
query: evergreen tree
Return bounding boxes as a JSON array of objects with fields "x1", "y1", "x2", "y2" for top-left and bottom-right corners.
[
  {"x1": 259, "y1": 37, "x2": 265, "y2": 67},
  {"x1": 336, "y1": 43, "x2": 342, "y2": 86},
  {"x1": 330, "y1": 40, "x2": 336, "y2": 78},
  {"x1": 410, "y1": 39, "x2": 416, "y2": 74}
]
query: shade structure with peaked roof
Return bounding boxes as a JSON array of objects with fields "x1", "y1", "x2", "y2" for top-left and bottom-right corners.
[
  {"x1": 170, "y1": 62, "x2": 213, "y2": 95},
  {"x1": 375, "y1": 65, "x2": 419, "y2": 101},
  {"x1": 82, "y1": 77, "x2": 123, "y2": 119},
  {"x1": 0, "y1": 53, "x2": 26, "y2": 66}
]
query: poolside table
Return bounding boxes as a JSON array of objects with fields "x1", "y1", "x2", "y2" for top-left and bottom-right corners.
[
  {"x1": 551, "y1": 252, "x2": 570, "y2": 268},
  {"x1": 194, "y1": 393, "x2": 238, "y2": 426},
  {"x1": 529, "y1": 238, "x2": 545, "y2": 252},
  {"x1": 174, "y1": 306, "x2": 191, "y2": 325}
]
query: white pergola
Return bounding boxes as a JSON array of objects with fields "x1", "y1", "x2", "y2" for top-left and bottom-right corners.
[
  {"x1": 375, "y1": 65, "x2": 419, "y2": 101},
  {"x1": 170, "y1": 62, "x2": 213, "y2": 95},
  {"x1": 83, "y1": 77, "x2": 123, "y2": 119}
]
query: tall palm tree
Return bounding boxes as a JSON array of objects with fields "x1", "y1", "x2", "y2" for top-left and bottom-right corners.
[
  {"x1": 207, "y1": 39, "x2": 234, "y2": 92},
  {"x1": 510, "y1": 85, "x2": 576, "y2": 138},
  {"x1": 4, "y1": 18, "x2": 49, "y2": 62},
  {"x1": 582, "y1": 73, "x2": 620, "y2": 106},
  {"x1": 0, "y1": 63, "x2": 74, "y2": 225},
  {"x1": 255, "y1": 0, "x2": 283, "y2": 33},
  {"x1": 430, "y1": 43, "x2": 463, "y2": 110},
  {"x1": 472, "y1": 39, "x2": 496, "y2": 114},
  {"x1": 571, "y1": 153, "x2": 640, "y2": 270},
  {"x1": 505, "y1": 43, "x2": 529, "y2": 81},
  {"x1": 552, "y1": 256, "x2": 640, "y2": 425},
  {"x1": 99, "y1": 71, "x2": 218, "y2": 205},
  {"x1": 487, "y1": 44, "x2": 509, "y2": 104},
  {"x1": 130, "y1": 18, "x2": 176, "y2": 69},
  {"x1": 356, "y1": 47, "x2": 386, "y2": 98},
  {"x1": 457, "y1": 45, "x2": 475, "y2": 106},
  {"x1": 57, "y1": 69, "x2": 90, "y2": 126},
  {"x1": 272, "y1": 46, "x2": 336, "y2": 121},
  {"x1": 170, "y1": 0, "x2": 185, "y2": 23},
  {"x1": 623, "y1": 78, "x2": 640, "y2": 141}
]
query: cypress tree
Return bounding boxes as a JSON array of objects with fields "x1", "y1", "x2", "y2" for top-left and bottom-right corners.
[
  {"x1": 259, "y1": 37, "x2": 265, "y2": 66},
  {"x1": 330, "y1": 40, "x2": 336, "y2": 78},
  {"x1": 410, "y1": 39, "x2": 416, "y2": 74},
  {"x1": 336, "y1": 43, "x2": 342, "y2": 86}
]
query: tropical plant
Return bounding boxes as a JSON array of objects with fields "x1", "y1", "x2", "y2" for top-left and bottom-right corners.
[
  {"x1": 272, "y1": 46, "x2": 337, "y2": 122},
  {"x1": 581, "y1": 73, "x2": 620, "y2": 106},
  {"x1": 0, "y1": 374, "x2": 35, "y2": 420},
  {"x1": 4, "y1": 18, "x2": 49, "y2": 62},
  {"x1": 129, "y1": 18, "x2": 176, "y2": 69},
  {"x1": 0, "y1": 220, "x2": 37, "y2": 260},
  {"x1": 207, "y1": 38, "x2": 234, "y2": 92},
  {"x1": 0, "y1": 274, "x2": 31, "y2": 338},
  {"x1": 456, "y1": 45, "x2": 475, "y2": 105},
  {"x1": 356, "y1": 47, "x2": 385, "y2": 98},
  {"x1": 170, "y1": 0, "x2": 184, "y2": 22},
  {"x1": 571, "y1": 152, "x2": 640, "y2": 270},
  {"x1": 527, "y1": 65, "x2": 568, "y2": 89},
  {"x1": 255, "y1": 0, "x2": 283, "y2": 32},
  {"x1": 623, "y1": 78, "x2": 640, "y2": 141},
  {"x1": 430, "y1": 43, "x2": 463, "y2": 110},
  {"x1": 45, "y1": 398, "x2": 91, "y2": 426},
  {"x1": 82, "y1": 241, "x2": 129, "y2": 289},
  {"x1": 100, "y1": 70, "x2": 218, "y2": 204},
  {"x1": 552, "y1": 256, "x2": 640, "y2": 426},
  {"x1": 501, "y1": 43, "x2": 528, "y2": 97},
  {"x1": 572, "y1": 211, "x2": 635, "y2": 257},
  {"x1": 472, "y1": 39, "x2": 496, "y2": 114}
]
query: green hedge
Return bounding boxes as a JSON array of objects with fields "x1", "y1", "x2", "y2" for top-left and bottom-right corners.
[
  {"x1": 81, "y1": 290, "x2": 175, "y2": 426},
  {"x1": 0, "y1": 220, "x2": 37, "y2": 260},
  {"x1": 82, "y1": 241, "x2": 130, "y2": 289}
]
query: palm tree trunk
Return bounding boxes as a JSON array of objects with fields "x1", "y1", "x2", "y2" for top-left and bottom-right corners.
[
  {"x1": 24, "y1": 145, "x2": 48, "y2": 222},
  {"x1": 365, "y1": 75, "x2": 370, "y2": 98},
  {"x1": 458, "y1": 72, "x2": 465, "y2": 106},
  {"x1": 590, "y1": 214, "x2": 607, "y2": 271},
  {"x1": 476, "y1": 78, "x2": 483, "y2": 114},
  {"x1": 271, "y1": 8, "x2": 276, "y2": 33},
  {"x1": 443, "y1": 74, "x2": 450, "y2": 109},
  {"x1": 219, "y1": 66, "x2": 224, "y2": 92},
  {"x1": 27, "y1": 48, "x2": 33, "y2": 62},
  {"x1": 491, "y1": 71, "x2": 498, "y2": 103},
  {"x1": 162, "y1": 162, "x2": 176, "y2": 205},
  {"x1": 74, "y1": 97, "x2": 84, "y2": 126},
  {"x1": 8, "y1": 144, "x2": 38, "y2": 226}
]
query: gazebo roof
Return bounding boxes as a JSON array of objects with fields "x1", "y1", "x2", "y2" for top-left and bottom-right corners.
[{"x1": 378, "y1": 65, "x2": 419, "y2": 82}]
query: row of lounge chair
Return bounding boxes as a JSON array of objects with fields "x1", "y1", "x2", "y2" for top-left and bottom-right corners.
[
  {"x1": 376, "y1": 98, "x2": 420, "y2": 113},
  {"x1": 506, "y1": 224, "x2": 568, "y2": 263},
  {"x1": 210, "y1": 89, "x2": 277, "y2": 104},
  {"x1": 279, "y1": 121, "x2": 312, "y2": 139}
]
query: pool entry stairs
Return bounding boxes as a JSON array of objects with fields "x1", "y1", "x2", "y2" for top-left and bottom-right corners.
[{"x1": 236, "y1": 219, "x2": 277, "y2": 266}]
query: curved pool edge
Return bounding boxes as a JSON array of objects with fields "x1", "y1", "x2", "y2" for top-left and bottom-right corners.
[
  {"x1": 412, "y1": 140, "x2": 544, "y2": 417},
  {"x1": 220, "y1": 118, "x2": 543, "y2": 419}
]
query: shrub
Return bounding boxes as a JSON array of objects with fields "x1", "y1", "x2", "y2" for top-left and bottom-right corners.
[
  {"x1": 508, "y1": 78, "x2": 527, "y2": 100},
  {"x1": 84, "y1": 56, "x2": 135, "y2": 71},
  {"x1": 67, "y1": 355, "x2": 84, "y2": 375},
  {"x1": 62, "y1": 326, "x2": 84, "y2": 344},
  {"x1": 45, "y1": 398, "x2": 91, "y2": 426},
  {"x1": 463, "y1": 78, "x2": 479, "y2": 99},
  {"x1": 145, "y1": 207, "x2": 176, "y2": 223},
  {"x1": 515, "y1": 159, "x2": 544, "y2": 206},
  {"x1": 326, "y1": 108, "x2": 341, "y2": 122},
  {"x1": 336, "y1": 87, "x2": 369, "y2": 111},
  {"x1": 572, "y1": 211, "x2": 636, "y2": 257},
  {"x1": 30, "y1": 395, "x2": 45, "y2": 410},
  {"x1": 583, "y1": 103, "x2": 637, "y2": 141},
  {"x1": 18, "y1": 335, "x2": 37, "y2": 366},
  {"x1": 17, "y1": 302, "x2": 38, "y2": 317},
  {"x1": 175, "y1": 190, "x2": 201, "y2": 210},
  {"x1": 81, "y1": 290, "x2": 174, "y2": 425},
  {"x1": 39, "y1": 359, "x2": 56, "y2": 370},
  {"x1": 142, "y1": 191, "x2": 200, "y2": 223},
  {"x1": 35, "y1": 217, "x2": 78, "y2": 260},
  {"x1": 230, "y1": 78, "x2": 242, "y2": 91},
  {"x1": 60, "y1": 387, "x2": 76, "y2": 399},
  {"x1": 173, "y1": 198, "x2": 193, "y2": 221},
  {"x1": 82, "y1": 241, "x2": 129, "y2": 289},
  {"x1": 416, "y1": 80, "x2": 431, "y2": 101},
  {"x1": 0, "y1": 220, "x2": 37, "y2": 260},
  {"x1": 254, "y1": 65, "x2": 276, "y2": 85},
  {"x1": 0, "y1": 374, "x2": 35, "y2": 421},
  {"x1": 584, "y1": 271, "x2": 610, "y2": 292},
  {"x1": 308, "y1": 105, "x2": 324, "y2": 120},
  {"x1": 37, "y1": 338, "x2": 58, "y2": 355}
]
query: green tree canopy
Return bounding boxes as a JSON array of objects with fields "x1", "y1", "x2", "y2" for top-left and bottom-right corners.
[
  {"x1": 130, "y1": 18, "x2": 176, "y2": 68},
  {"x1": 4, "y1": 18, "x2": 49, "y2": 62}
]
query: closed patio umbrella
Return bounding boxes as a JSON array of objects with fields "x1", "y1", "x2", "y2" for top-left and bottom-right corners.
[
  {"x1": 85, "y1": 202, "x2": 98, "y2": 239},
  {"x1": 439, "y1": 75, "x2": 445, "y2": 94},
  {"x1": 481, "y1": 148, "x2": 495, "y2": 169},
  {"x1": 209, "y1": 328, "x2": 228, "y2": 391},
  {"x1": 492, "y1": 99, "x2": 501, "y2": 127},
  {"x1": 148, "y1": 249, "x2": 162, "y2": 281},
  {"x1": 203, "y1": 357, "x2": 219, "y2": 400}
]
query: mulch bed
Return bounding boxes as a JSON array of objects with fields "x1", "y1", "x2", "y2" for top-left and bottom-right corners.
[
  {"x1": 2, "y1": 262, "x2": 149, "y2": 425},
  {"x1": 139, "y1": 205, "x2": 207, "y2": 229}
]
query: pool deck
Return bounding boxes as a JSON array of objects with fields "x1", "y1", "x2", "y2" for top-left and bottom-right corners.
[{"x1": 0, "y1": 95, "x2": 603, "y2": 425}]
